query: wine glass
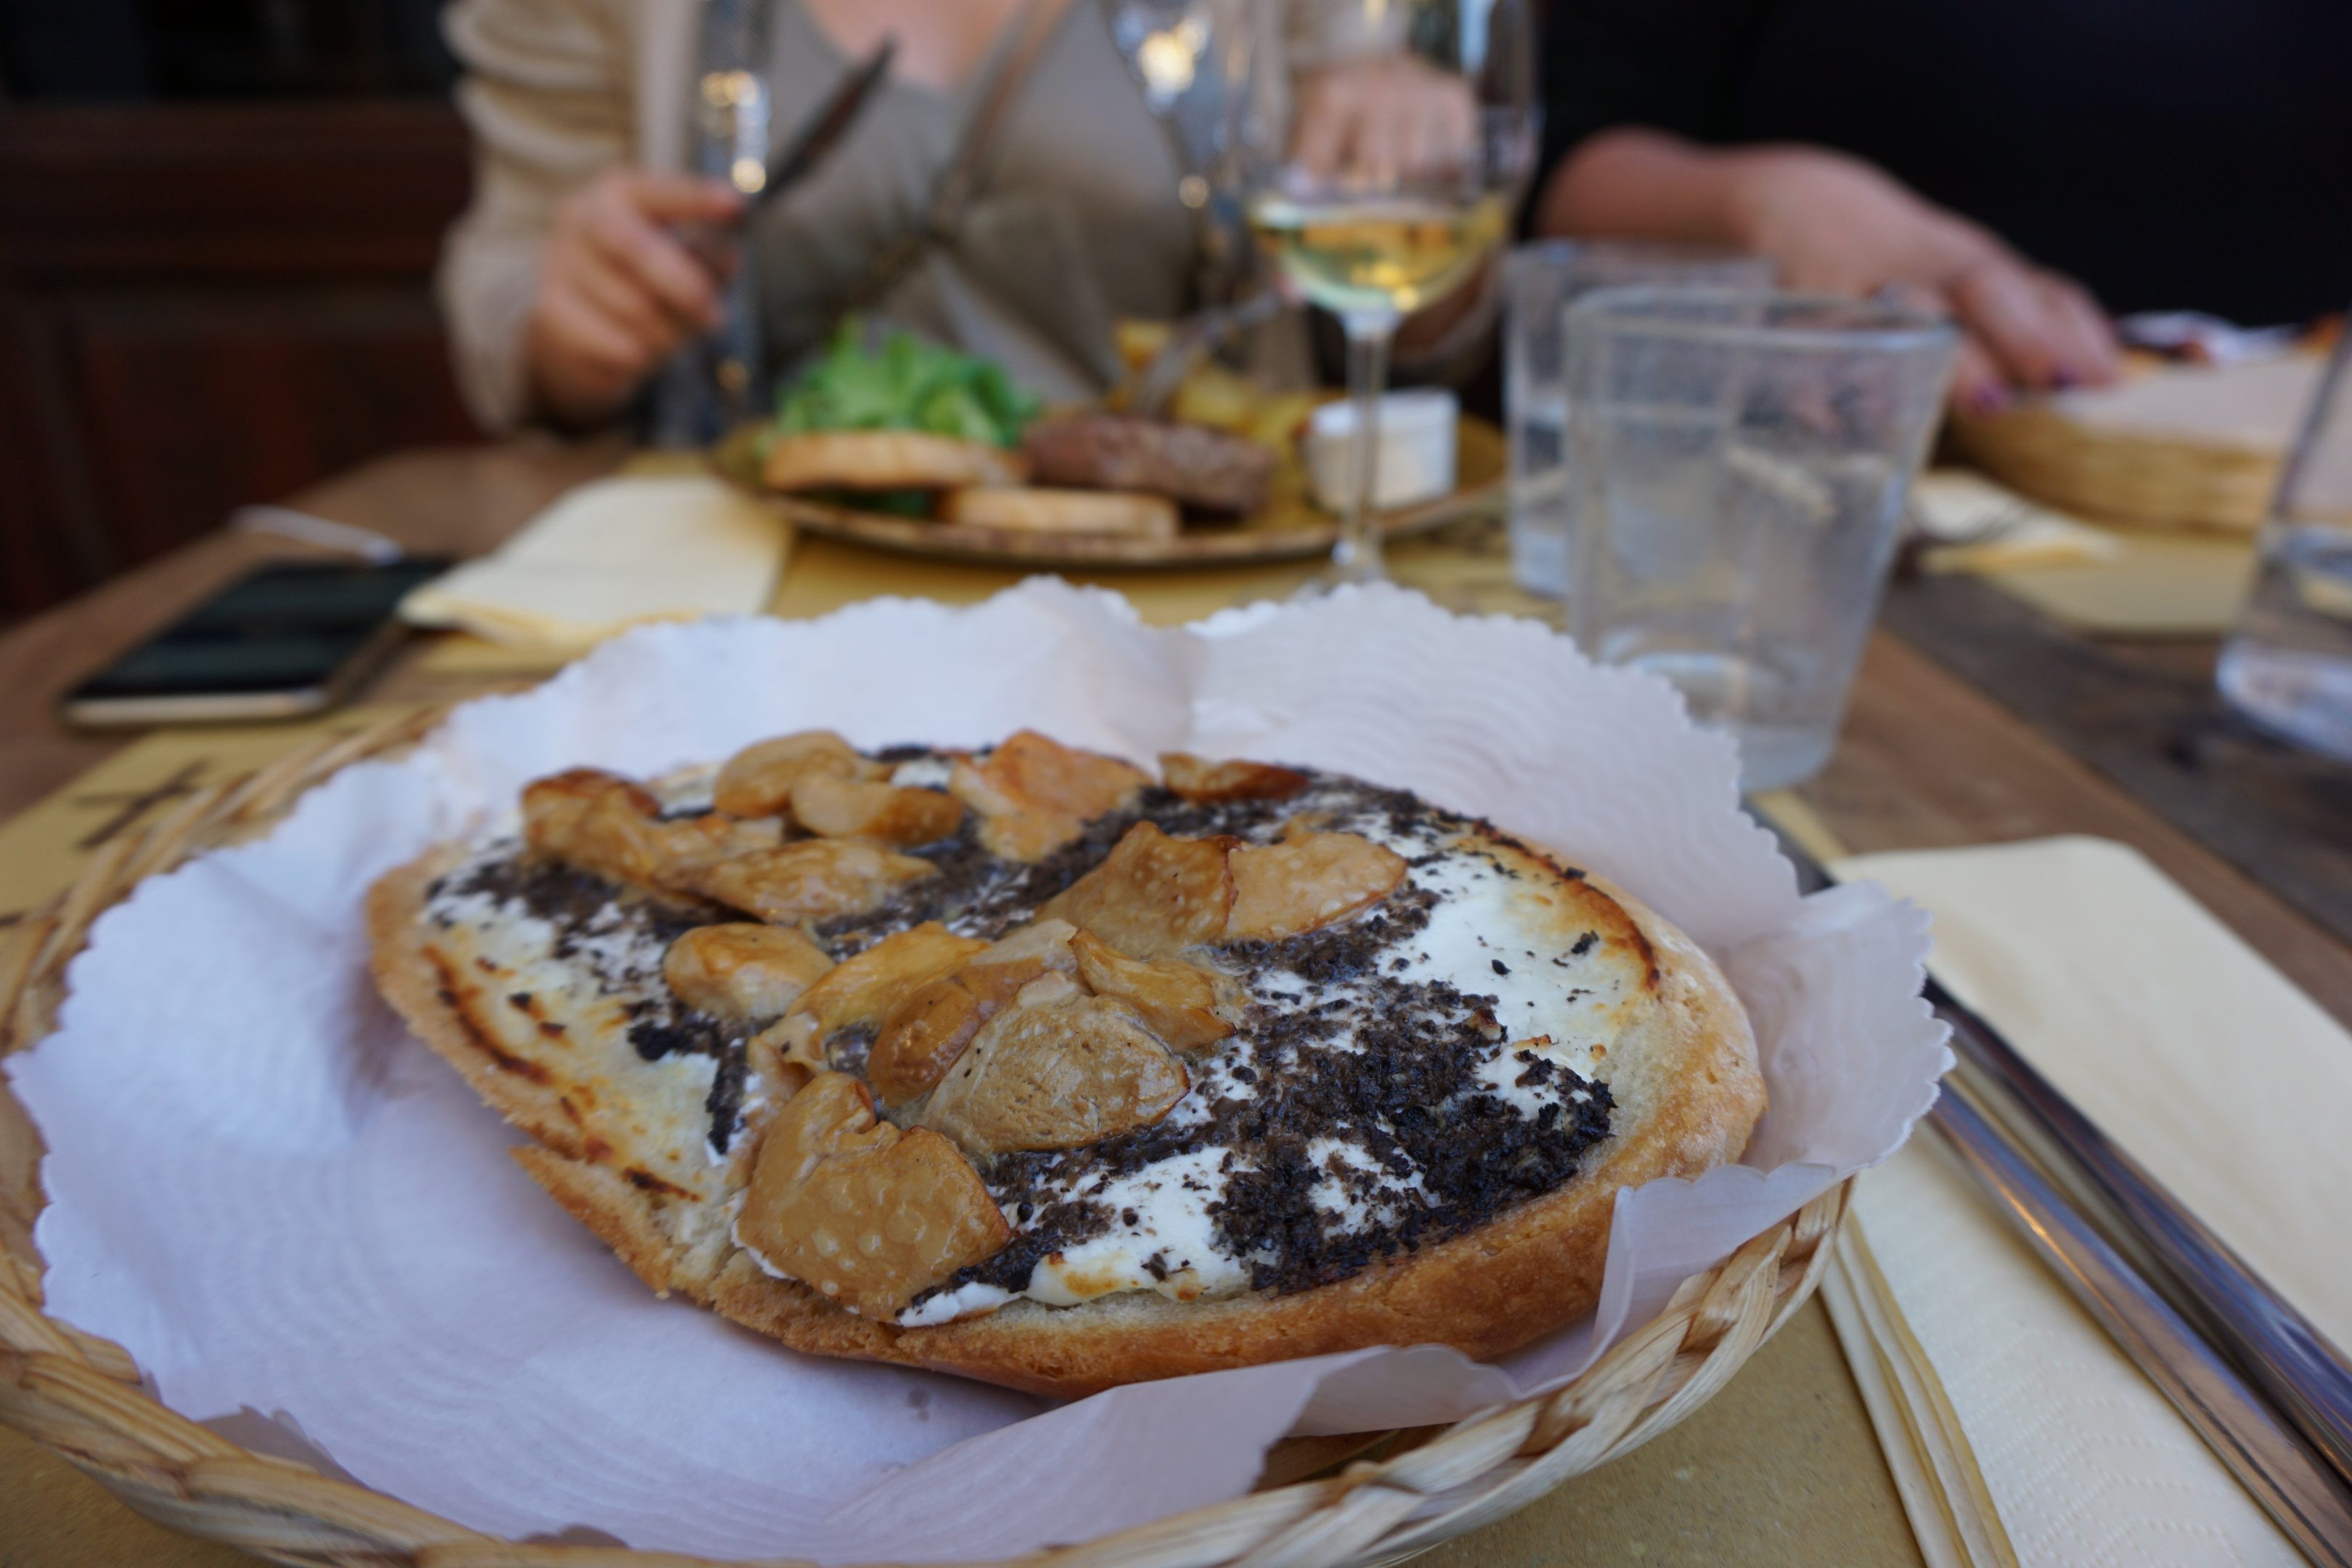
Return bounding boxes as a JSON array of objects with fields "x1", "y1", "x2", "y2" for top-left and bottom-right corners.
[{"x1": 1229, "y1": 0, "x2": 1536, "y2": 589}]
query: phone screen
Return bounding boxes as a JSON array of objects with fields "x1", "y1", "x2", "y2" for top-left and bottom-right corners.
[{"x1": 68, "y1": 558, "x2": 449, "y2": 702}]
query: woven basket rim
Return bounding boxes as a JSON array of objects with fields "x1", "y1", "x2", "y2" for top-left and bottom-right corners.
[
  {"x1": 0, "y1": 706, "x2": 1848, "y2": 1568},
  {"x1": 1947, "y1": 403, "x2": 2280, "y2": 533}
]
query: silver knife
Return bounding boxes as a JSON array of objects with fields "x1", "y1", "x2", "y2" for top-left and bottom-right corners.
[
  {"x1": 1934, "y1": 1087, "x2": 2352, "y2": 1566},
  {"x1": 749, "y1": 38, "x2": 895, "y2": 211},
  {"x1": 1766, "y1": 821, "x2": 2352, "y2": 1562}
]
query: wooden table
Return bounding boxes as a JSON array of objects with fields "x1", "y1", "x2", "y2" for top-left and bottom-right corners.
[{"x1": 4, "y1": 441, "x2": 2349, "y2": 1567}]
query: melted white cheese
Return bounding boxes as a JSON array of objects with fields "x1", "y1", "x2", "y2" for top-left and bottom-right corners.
[
  {"x1": 1380, "y1": 848, "x2": 1635, "y2": 1082},
  {"x1": 889, "y1": 756, "x2": 957, "y2": 789},
  {"x1": 1024, "y1": 1146, "x2": 1247, "y2": 1307},
  {"x1": 899, "y1": 1280, "x2": 1015, "y2": 1328}
]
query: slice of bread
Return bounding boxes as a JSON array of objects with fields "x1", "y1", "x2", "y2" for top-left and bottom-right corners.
[
  {"x1": 761, "y1": 430, "x2": 1028, "y2": 493},
  {"x1": 939, "y1": 486, "x2": 1180, "y2": 539}
]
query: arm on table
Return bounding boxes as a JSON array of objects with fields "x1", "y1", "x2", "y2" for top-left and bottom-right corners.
[
  {"x1": 1535, "y1": 131, "x2": 2118, "y2": 407},
  {"x1": 1529, "y1": 0, "x2": 2118, "y2": 407}
]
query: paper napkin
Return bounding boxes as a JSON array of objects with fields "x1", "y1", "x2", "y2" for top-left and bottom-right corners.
[
  {"x1": 400, "y1": 475, "x2": 788, "y2": 650},
  {"x1": 1910, "y1": 470, "x2": 2126, "y2": 573},
  {"x1": 1839, "y1": 836, "x2": 2346, "y2": 1567}
]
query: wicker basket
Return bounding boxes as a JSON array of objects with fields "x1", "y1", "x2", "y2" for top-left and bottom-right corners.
[
  {"x1": 1947, "y1": 402, "x2": 2279, "y2": 534},
  {"x1": 0, "y1": 707, "x2": 1849, "y2": 1568}
]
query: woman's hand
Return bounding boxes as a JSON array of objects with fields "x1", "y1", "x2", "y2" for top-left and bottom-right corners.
[
  {"x1": 523, "y1": 170, "x2": 746, "y2": 426},
  {"x1": 1291, "y1": 56, "x2": 1477, "y2": 187},
  {"x1": 1722, "y1": 147, "x2": 2118, "y2": 409},
  {"x1": 1538, "y1": 131, "x2": 2121, "y2": 409}
]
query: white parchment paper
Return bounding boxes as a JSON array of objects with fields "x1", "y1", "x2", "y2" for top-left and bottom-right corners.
[{"x1": 9, "y1": 581, "x2": 1950, "y2": 1561}]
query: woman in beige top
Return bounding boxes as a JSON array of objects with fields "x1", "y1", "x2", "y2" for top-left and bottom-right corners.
[{"x1": 441, "y1": 0, "x2": 1465, "y2": 433}]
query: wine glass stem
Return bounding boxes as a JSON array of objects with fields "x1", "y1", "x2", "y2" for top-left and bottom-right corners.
[{"x1": 1335, "y1": 309, "x2": 1399, "y2": 584}]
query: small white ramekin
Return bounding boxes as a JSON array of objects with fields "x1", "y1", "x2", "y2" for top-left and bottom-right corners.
[{"x1": 1306, "y1": 388, "x2": 1459, "y2": 512}]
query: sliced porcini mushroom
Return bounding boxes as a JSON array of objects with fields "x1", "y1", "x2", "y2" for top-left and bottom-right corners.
[
  {"x1": 949, "y1": 730, "x2": 1148, "y2": 862},
  {"x1": 523, "y1": 767, "x2": 782, "y2": 888},
  {"x1": 686, "y1": 839, "x2": 935, "y2": 923},
  {"x1": 780, "y1": 922, "x2": 990, "y2": 1053},
  {"x1": 1224, "y1": 829, "x2": 1407, "y2": 942},
  {"x1": 867, "y1": 979, "x2": 986, "y2": 1107},
  {"x1": 967, "y1": 917, "x2": 1081, "y2": 975},
  {"x1": 791, "y1": 774, "x2": 965, "y2": 846},
  {"x1": 736, "y1": 1071, "x2": 1011, "y2": 1320},
  {"x1": 1040, "y1": 822, "x2": 1238, "y2": 958},
  {"x1": 920, "y1": 973, "x2": 1190, "y2": 1154},
  {"x1": 712, "y1": 730, "x2": 884, "y2": 819},
  {"x1": 662, "y1": 924, "x2": 834, "y2": 1021},
  {"x1": 745, "y1": 918, "x2": 981, "y2": 1105},
  {"x1": 867, "y1": 920, "x2": 1079, "y2": 1106},
  {"x1": 746, "y1": 1024, "x2": 815, "y2": 1103},
  {"x1": 751, "y1": 1013, "x2": 825, "y2": 1080},
  {"x1": 1066, "y1": 929, "x2": 1241, "y2": 1055},
  {"x1": 1159, "y1": 752, "x2": 1310, "y2": 804},
  {"x1": 522, "y1": 768, "x2": 664, "y2": 878}
]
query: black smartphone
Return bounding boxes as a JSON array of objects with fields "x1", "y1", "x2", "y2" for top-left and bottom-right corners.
[{"x1": 60, "y1": 556, "x2": 452, "y2": 728}]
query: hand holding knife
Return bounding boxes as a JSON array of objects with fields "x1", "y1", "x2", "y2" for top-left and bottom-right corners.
[{"x1": 657, "y1": 38, "x2": 897, "y2": 440}]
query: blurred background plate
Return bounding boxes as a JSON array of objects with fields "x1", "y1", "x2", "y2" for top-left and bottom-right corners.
[{"x1": 710, "y1": 418, "x2": 1505, "y2": 568}]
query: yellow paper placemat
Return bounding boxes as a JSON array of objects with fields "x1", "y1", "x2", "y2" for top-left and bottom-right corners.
[{"x1": 0, "y1": 706, "x2": 425, "y2": 929}]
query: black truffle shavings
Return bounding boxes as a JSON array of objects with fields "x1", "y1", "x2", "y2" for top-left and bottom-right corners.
[{"x1": 439, "y1": 755, "x2": 1620, "y2": 1304}]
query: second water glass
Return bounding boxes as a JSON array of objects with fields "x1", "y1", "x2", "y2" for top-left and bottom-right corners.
[{"x1": 1564, "y1": 287, "x2": 1956, "y2": 789}]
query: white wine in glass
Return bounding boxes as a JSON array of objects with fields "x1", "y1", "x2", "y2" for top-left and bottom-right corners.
[
  {"x1": 1231, "y1": 1, "x2": 1535, "y2": 589},
  {"x1": 1246, "y1": 191, "x2": 1514, "y2": 319}
]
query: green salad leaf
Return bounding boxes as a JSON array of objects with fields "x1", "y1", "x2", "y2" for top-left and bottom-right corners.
[{"x1": 772, "y1": 319, "x2": 1039, "y2": 448}]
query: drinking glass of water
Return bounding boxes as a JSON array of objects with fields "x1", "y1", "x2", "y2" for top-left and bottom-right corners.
[
  {"x1": 1503, "y1": 242, "x2": 1772, "y2": 598},
  {"x1": 1564, "y1": 287, "x2": 1956, "y2": 789},
  {"x1": 2217, "y1": 325, "x2": 2352, "y2": 762}
]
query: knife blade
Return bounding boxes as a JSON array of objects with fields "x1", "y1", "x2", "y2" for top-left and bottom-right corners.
[
  {"x1": 1933, "y1": 1086, "x2": 2352, "y2": 1566},
  {"x1": 750, "y1": 38, "x2": 896, "y2": 210}
]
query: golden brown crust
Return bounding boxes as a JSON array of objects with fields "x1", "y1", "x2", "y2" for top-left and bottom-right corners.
[
  {"x1": 938, "y1": 486, "x2": 1180, "y2": 539},
  {"x1": 761, "y1": 431, "x2": 1027, "y2": 493},
  {"x1": 369, "y1": 815, "x2": 1764, "y2": 1400},
  {"x1": 369, "y1": 849, "x2": 583, "y2": 1159},
  {"x1": 511, "y1": 1146, "x2": 685, "y2": 1295}
]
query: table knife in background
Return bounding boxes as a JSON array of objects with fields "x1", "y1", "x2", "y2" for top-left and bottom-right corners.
[
  {"x1": 746, "y1": 38, "x2": 896, "y2": 211},
  {"x1": 654, "y1": 38, "x2": 896, "y2": 446},
  {"x1": 1767, "y1": 822, "x2": 2352, "y2": 1565}
]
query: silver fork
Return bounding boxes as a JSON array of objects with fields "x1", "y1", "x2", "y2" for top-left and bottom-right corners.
[{"x1": 1122, "y1": 290, "x2": 1293, "y2": 417}]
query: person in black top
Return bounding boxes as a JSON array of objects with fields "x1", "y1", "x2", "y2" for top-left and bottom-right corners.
[{"x1": 1530, "y1": 0, "x2": 2352, "y2": 411}]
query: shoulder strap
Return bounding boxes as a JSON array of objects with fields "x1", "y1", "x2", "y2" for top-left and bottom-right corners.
[
  {"x1": 827, "y1": 0, "x2": 1075, "y2": 319},
  {"x1": 923, "y1": 0, "x2": 1078, "y2": 234}
]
